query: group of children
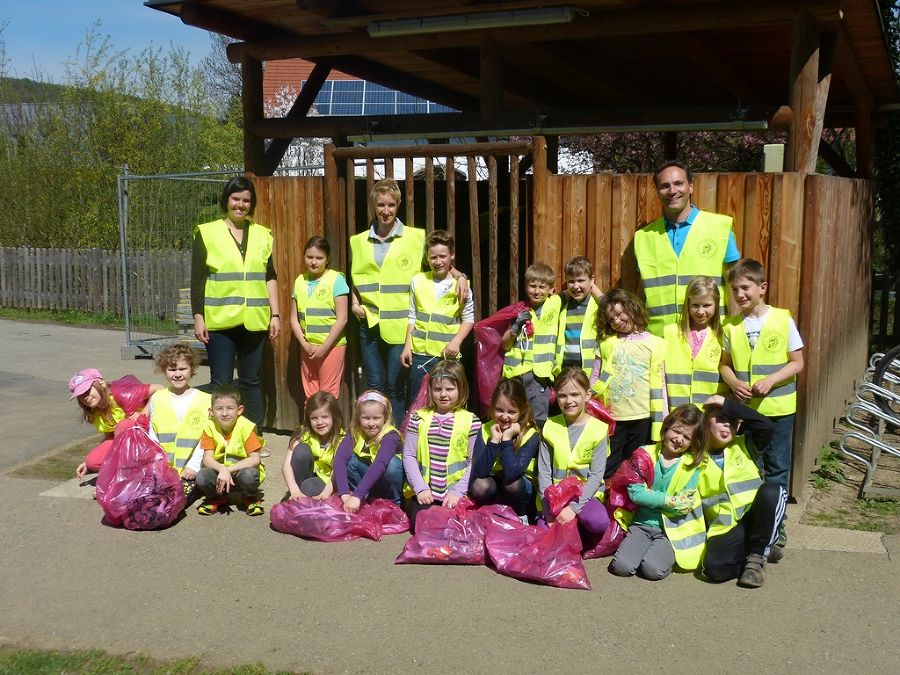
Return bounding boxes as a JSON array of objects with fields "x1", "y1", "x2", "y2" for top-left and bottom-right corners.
[{"x1": 71, "y1": 227, "x2": 802, "y2": 589}]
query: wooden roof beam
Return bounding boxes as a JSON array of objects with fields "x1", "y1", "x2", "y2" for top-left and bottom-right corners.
[
  {"x1": 834, "y1": 24, "x2": 876, "y2": 110},
  {"x1": 179, "y1": 1, "x2": 283, "y2": 42},
  {"x1": 227, "y1": 1, "x2": 843, "y2": 62}
]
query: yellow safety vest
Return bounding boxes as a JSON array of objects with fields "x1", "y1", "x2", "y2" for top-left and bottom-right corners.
[
  {"x1": 403, "y1": 409, "x2": 475, "y2": 498},
  {"x1": 503, "y1": 294, "x2": 562, "y2": 379},
  {"x1": 410, "y1": 272, "x2": 462, "y2": 356},
  {"x1": 554, "y1": 295, "x2": 599, "y2": 377},
  {"x1": 202, "y1": 415, "x2": 266, "y2": 483},
  {"x1": 92, "y1": 399, "x2": 126, "y2": 434},
  {"x1": 592, "y1": 334, "x2": 668, "y2": 441},
  {"x1": 663, "y1": 323, "x2": 723, "y2": 409},
  {"x1": 613, "y1": 444, "x2": 707, "y2": 570},
  {"x1": 293, "y1": 269, "x2": 347, "y2": 347},
  {"x1": 196, "y1": 219, "x2": 273, "y2": 332},
  {"x1": 150, "y1": 388, "x2": 211, "y2": 474},
  {"x1": 542, "y1": 414, "x2": 609, "y2": 499},
  {"x1": 352, "y1": 426, "x2": 401, "y2": 463},
  {"x1": 634, "y1": 211, "x2": 733, "y2": 336},
  {"x1": 698, "y1": 440, "x2": 763, "y2": 537},
  {"x1": 349, "y1": 224, "x2": 425, "y2": 344},
  {"x1": 481, "y1": 421, "x2": 538, "y2": 483},
  {"x1": 298, "y1": 431, "x2": 340, "y2": 482},
  {"x1": 724, "y1": 307, "x2": 797, "y2": 416}
]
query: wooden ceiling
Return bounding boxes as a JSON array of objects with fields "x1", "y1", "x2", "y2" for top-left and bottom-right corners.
[{"x1": 146, "y1": 0, "x2": 899, "y2": 131}]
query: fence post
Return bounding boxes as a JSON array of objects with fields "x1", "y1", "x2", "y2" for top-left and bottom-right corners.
[{"x1": 118, "y1": 165, "x2": 132, "y2": 345}]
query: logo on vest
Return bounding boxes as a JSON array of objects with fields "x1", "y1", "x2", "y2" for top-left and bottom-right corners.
[
  {"x1": 763, "y1": 332, "x2": 785, "y2": 353},
  {"x1": 189, "y1": 413, "x2": 203, "y2": 428},
  {"x1": 315, "y1": 286, "x2": 329, "y2": 300},
  {"x1": 697, "y1": 238, "x2": 718, "y2": 258},
  {"x1": 542, "y1": 309, "x2": 557, "y2": 324},
  {"x1": 397, "y1": 254, "x2": 412, "y2": 270},
  {"x1": 707, "y1": 342, "x2": 721, "y2": 361},
  {"x1": 452, "y1": 435, "x2": 467, "y2": 455}
]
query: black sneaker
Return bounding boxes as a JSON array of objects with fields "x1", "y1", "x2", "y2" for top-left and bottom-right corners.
[
  {"x1": 767, "y1": 544, "x2": 785, "y2": 564},
  {"x1": 738, "y1": 554, "x2": 767, "y2": 588}
]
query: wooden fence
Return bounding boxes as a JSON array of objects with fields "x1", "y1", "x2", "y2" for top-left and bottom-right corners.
[{"x1": 0, "y1": 247, "x2": 190, "y2": 321}]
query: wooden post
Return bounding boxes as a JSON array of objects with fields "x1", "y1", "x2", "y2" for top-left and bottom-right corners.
[
  {"x1": 785, "y1": 11, "x2": 833, "y2": 173},
  {"x1": 509, "y1": 154, "x2": 520, "y2": 305},
  {"x1": 488, "y1": 154, "x2": 499, "y2": 315},
  {"x1": 446, "y1": 156, "x2": 456, "y2": 235},
  {"x1": 545, "y1": 135, "x2": 559, "y2": 174},
  {"x1": 323, "y1": 143, "x2": 342, "y2": 264},
  {"x1": 468, "y1": 156, "x2": 481, "y2": 319},
  {"x1": 241, "y1": 54, "x2": 265, "y2": 175},
  {"x1": 425, "y1": 157, "x2": 435, "y2": 232},
  {"x1": 532, "y1": 136, "x2": 548, "y2": 265},
  {"x1": 405, "y1": 157, "x2": 415, "y2": 227},
  {"x1": 480, "y1": 37, "x2": 503, "y2": 126}
]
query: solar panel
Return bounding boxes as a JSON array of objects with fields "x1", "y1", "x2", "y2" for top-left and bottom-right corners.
[{"x1": 301, "y1": 79, "x2": 456, "y2": 116}]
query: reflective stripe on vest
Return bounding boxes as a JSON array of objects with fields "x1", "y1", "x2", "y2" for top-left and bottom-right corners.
[
  {"x1": 298, "y1": 431, "x2": 341, "y2": 482},
  {"x1": 352, "y1": 426, "x2": 400, "y2": 463},
  {"x1": 410, "y1": 272, "x2": 462, "y2": 356},
  {"x1": 698, "y1": 442, "x2": 762, "y2": 537},
  {"x1": 724, "y1": 307, "x2": 797, "y2": 416},
  {"x1": 196, "y1": 220, "x2": 272, "y2": 331},
  {"x1": 293, "y1": 269, "x2": 347, "y2": 346},
  {"x1": 403, "y1": 410, "x2": 474, "y2": 498},
  {"x1": 150, "y1": 389, "x2": 211, "y2": 474},
  {"x1": 482, "y1": 422, "x2": 538, "y2": 482},
  {"x1": 542, "y1": 414, "x2": 609, "y2": 499},
  {"x1": 349, "y1": 225, "x2": 425, "y2": 344},
  {"x1": 503, "y1": 294, "x2": 562, "y2": 379},
  {"x1": 554, "y1": 295, "x2": 599, "y2": 377},
  {"x1": 634, "y1": 212, "x2": 732, "y2": 336},
  {"x1": 203, "y1": 415, "x2": 266, "y2": 484},
  {"x1": 663, "y1": 323, "x2": 723, "y2": 409},
  {"x1": 592, "y1": 333, "x2": 668, "y2": 441},
  {"x1": 613, "y1": 443, "x2": 706, "y2": 569}
]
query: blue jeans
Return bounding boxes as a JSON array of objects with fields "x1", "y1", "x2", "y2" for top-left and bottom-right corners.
[
  {"x1": 206, "y1": 326, "x2": 267, "y2": 426},
  {"x1": 407, "y1": 352, "x2": 441, "y2": 409},
  {"x1": 346, "y1": 453, "x2": 404, "y2": 505},
  {"x1": 762, "y1": 414, "x2": 794, "y2": 490},
  {"x1": 358, "y1": 321, "x2": 407, "y2": 426}
]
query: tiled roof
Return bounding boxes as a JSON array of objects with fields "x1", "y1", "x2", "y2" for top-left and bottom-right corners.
[{"x1": 263, "y1": 59, "x2": 358, "y2": 103}]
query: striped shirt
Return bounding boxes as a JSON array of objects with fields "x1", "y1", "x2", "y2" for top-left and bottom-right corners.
[
  {"x1": 405, "y1": 410, "x2": 481, "y2": 500},
  {"x1": 562, "y1": 296, "x2": 590, "y2": 366}
]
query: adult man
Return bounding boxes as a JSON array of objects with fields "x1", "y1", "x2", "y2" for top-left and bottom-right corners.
[{"x1": 634, "y1": 161, "x2": 740, "y2": 336}]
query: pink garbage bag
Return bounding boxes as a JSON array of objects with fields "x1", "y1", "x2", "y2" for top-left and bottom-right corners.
[
  {"x1": 586, "y1": 397, "x2": 617, "y2": 437},
  {"x1": 400, "y1": 373, "x2": 431, "y2": 436},
  {"x1": 395, "y1": 497, "x2": 520, "y2": 565},
  {"x1": 109, "y1": 375, "x2": 152, "y2": 417},
  {"x1": 95, "y1": 415, "x2": 185, "y2": 530},
  {"x1": 366, "y1": 498, "x2": 410, "y2": 535},
  {"x1": 607, "y1": 448, "x2": 655, "y2": 511},
  {"x1": 543, "y1": 475, "x2": 583, "y2": 518},
  {"x1": 474, "y1": 301, "x2": 530, "y2": 416},
  {"x1": 270, "y1": 496, "x2": 383, "y2": 542},
  {"x1": 580, "y1": 502, "x2": 626, "y2": 559},
  {"x1": 485, "y1": 520, "x2": 592, "y2": 590}
]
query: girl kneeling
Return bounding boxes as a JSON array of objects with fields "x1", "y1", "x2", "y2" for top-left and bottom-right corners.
[
  {"x1": 610, "y1": 404, "x2": 707, "y2": 580},
  {"x1": 470, "y1": 378, "x2": 540, "y2": 524},
  {"x1": 538, "y1": 368, "x2": 610, "y2": 535},
  {"x1": 332, "y1": 390, "x2": 403, "y2": 511},
  {"x1": 283, "y1": 391, "x2": 344, "y2": 500},
  {"x1": 403, "y1": 361, "x2": 481, "y2": 528}
]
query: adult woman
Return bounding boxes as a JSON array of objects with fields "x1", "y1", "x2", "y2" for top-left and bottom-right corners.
[
  {"x1": 192, "y1": 176, "x2": 280, "y2": 427},
  {"x1": 349, "y1": 179, "x2": 468, "y2": 426}
]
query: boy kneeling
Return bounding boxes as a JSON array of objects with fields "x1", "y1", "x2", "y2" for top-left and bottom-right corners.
[{"x1": 195, "y1": 385, "x2": 266, "y2": 516}]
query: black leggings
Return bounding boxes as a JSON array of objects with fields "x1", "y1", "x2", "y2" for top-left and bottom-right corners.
[
  {"x1": 702, "y1": 482, "x2": 788, "y2": 582},
  {"x1": 289, "y1": 443, "x2": 327, "y2": 497},
  {"x1": 469, "y1": 475, "x2": 532, "y2": 517},
  {"x1": 605, "y1": 417, "x2": 652, "y2": 479}
]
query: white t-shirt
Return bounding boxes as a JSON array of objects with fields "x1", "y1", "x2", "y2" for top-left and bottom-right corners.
[
  {"x1": 148, "y1": 388, "x2": 205, "y2": 473},
  {"x1": 724, "y1": 307, "x2": 804, "y2": 352}
]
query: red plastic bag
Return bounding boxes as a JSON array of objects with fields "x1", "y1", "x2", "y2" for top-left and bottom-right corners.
[
  {"x1": 95, "y1": 415, "x2": 185, "y2": 530},
  {"x1": 109, "y1": 375, "x2": 152, "y2": 417},
  {"x1": 366, "y1": 498, "x2": 410, "y2": 535},
  {"x1": 474, "y1": 301, "x2": 530, "y2": 416},
  {"x1": 607, "y1": 448, "x2": 655, "y2": 511},
  {"x1": 395, "y1": 498, "x2": 519, "y2": 565},
  {"x1": 485, "y1": 520, "x2": 592, "y2": 590},
  {"x1": 580, "y1": 502, "x2": 626, "y2": 559},
  {"x1": 270, "y1": 496, "x2": 383, "y2": 542},
  {"x1": 543, "y1": 475, "x2": 583, "y2": 518},
  {"x1": 586, "y1": 397, "x2": 617, "y2": 437},
  {"x1": 400, "y1": 372, "x2": 431, "y2": 436}
]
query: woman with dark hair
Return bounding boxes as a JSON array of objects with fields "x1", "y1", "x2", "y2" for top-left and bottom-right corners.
[{"x1": 191, "y1": 176, "x2": 280, "y2": 428}]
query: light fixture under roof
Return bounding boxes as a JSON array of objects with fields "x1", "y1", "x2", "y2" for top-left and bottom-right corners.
[{"x1": 367, "y1": 7, "x2": 578, "y2": 38}]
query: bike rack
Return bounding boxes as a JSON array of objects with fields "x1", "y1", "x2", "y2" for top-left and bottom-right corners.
[{"x1": 838, "y1": 379, "x2": 900, "y2": 498}]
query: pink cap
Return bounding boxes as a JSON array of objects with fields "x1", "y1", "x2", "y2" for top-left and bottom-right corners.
[{"x1": 69, "y1": 368, "x2": 103, "y2": 399}]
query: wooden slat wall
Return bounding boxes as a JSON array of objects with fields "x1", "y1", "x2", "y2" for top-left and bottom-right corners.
[{"x1": 542, "y1": 171, "x2": 871, "y2": 498}]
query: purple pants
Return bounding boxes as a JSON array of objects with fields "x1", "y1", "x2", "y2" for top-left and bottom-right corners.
[{"x1": 539, "y1": 498, "x2": 609, "y2": 533}]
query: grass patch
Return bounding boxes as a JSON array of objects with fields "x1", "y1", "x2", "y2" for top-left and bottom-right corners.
[
  {"x1": 805, "y1": 498, "x2": 900, "y2": 534},
  {"x1": 809, "y1": 445, "x2": 846, "y2": 489},
  {"x1": 0, "y1": 645, "x2": 299, "y2": 674},
  {"x1": 6, "y1": 440, "x2": 94, "y2": 481},
  {"x1": 0, "y1": 307, "x2": 123, "y2": 327}
]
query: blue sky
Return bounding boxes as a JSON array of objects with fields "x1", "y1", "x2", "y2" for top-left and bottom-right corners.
[{"x1": 2, "y1": 1, "x2": 211, "y2": 82}]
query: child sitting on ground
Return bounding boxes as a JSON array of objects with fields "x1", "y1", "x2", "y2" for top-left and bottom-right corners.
[{"x1": 195, "y1": 385, "x2": 266, "y2": 516}]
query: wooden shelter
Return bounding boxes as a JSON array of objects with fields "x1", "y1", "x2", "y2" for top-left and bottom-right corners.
[{"x1": 147, "y1": 0, "x2": 899, "y2": 497}]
